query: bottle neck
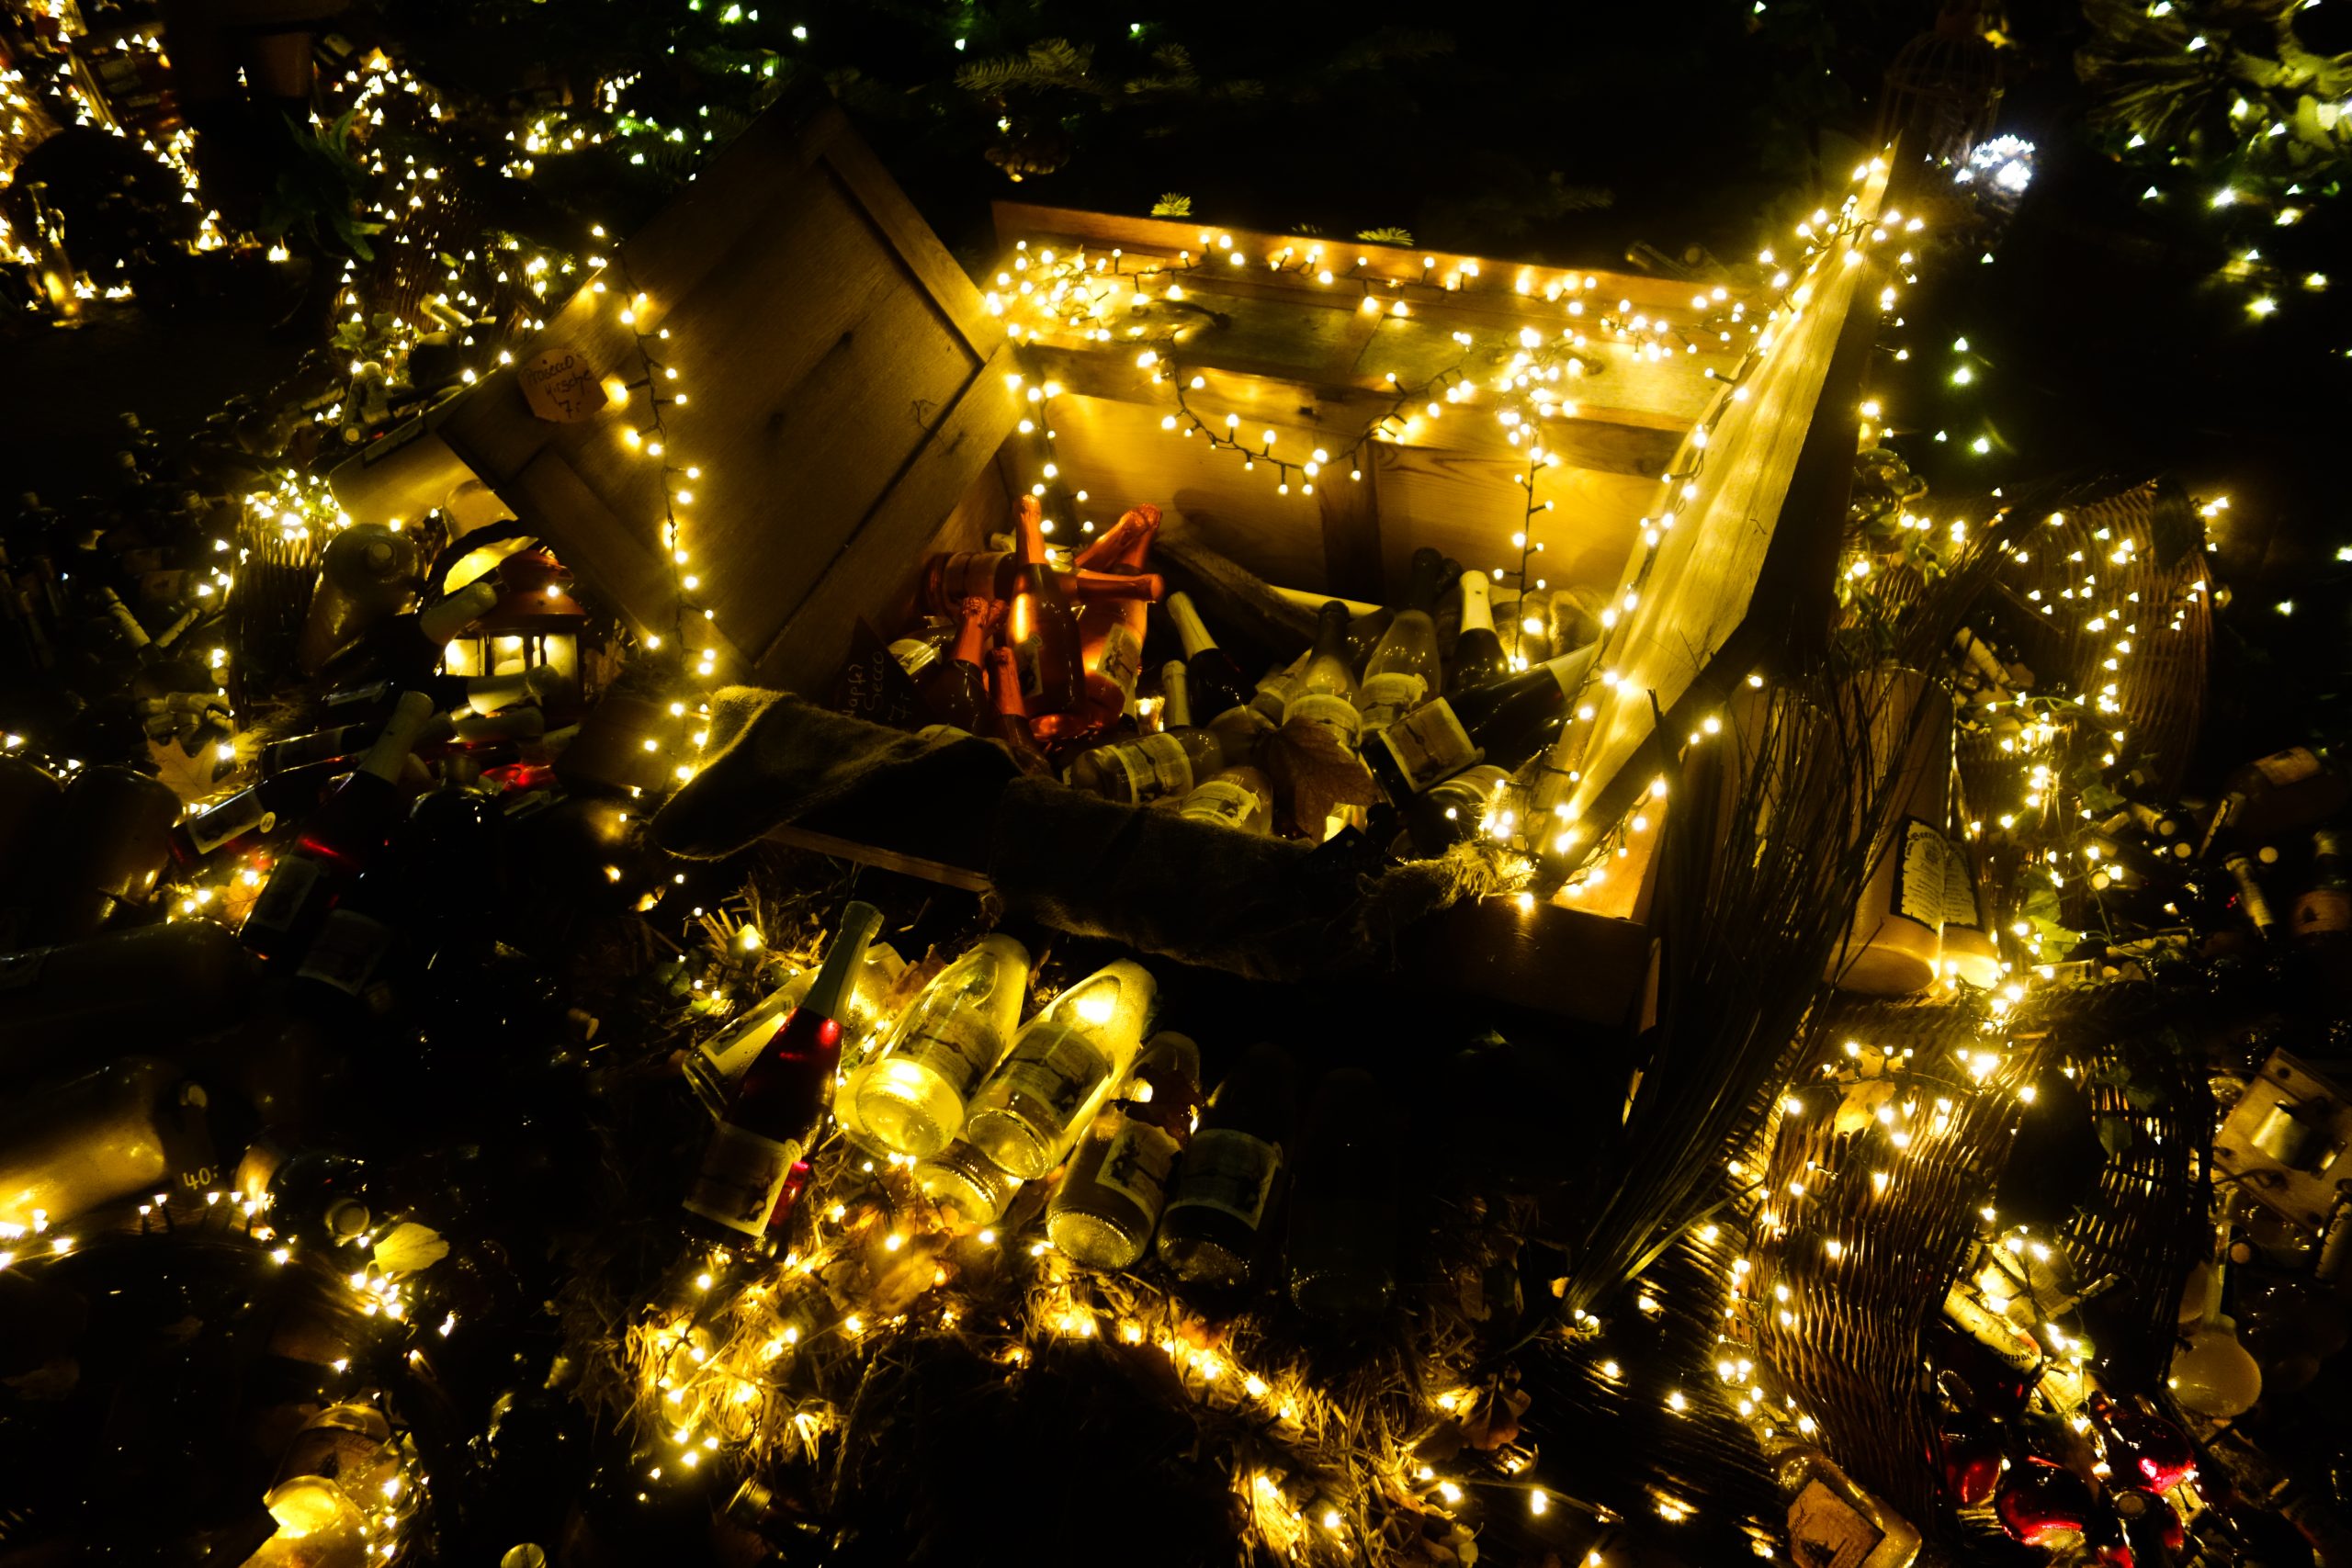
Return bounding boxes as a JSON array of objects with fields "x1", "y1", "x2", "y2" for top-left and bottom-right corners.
[
  {"x1": 1162, "y1": 661, "x2": 1193, "y2": 728},
  {"x1": 988, "y1": 650, "x2": 1028, "y2": 720},
  {"x1": 417, "y1": 581, "x2": 498, "y2": 645},
  {"x1": 1538, "y1": 646, "x2": 1592, "y2": 697},
  {"x1": 1309, "y1": 604, "x2": 1352, "y2": 664},
  {"x1": 1167, "y1": 593, "x2": 1216, "y2": 660},
  {"x1": 802, "y1": 902, "x2": 883, "y2": 1020},
  {"x1": 1017, "y1": 499, "x2": 1051, "y2": 567},
  {"x1": 1459, "y1": 571, "x2": 1496, "y2": 635},
  {"x1": 949, "y1": 600, "x2": 992, "y2": 667},
  {"x1": 356, "y1": 692, "x2": 436, "y2": 784}
]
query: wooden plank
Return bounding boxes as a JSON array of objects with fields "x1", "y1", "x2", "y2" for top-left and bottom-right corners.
[
  {"x1": 1373, "y1": 446, "x2": 1656, "y2": 597},
  {"x1": 1317, "y1": 453, "x2": 1384, "y2": 601},
  {"x1": 764, "y1": 822, "x2": 993, "y2": 893}
]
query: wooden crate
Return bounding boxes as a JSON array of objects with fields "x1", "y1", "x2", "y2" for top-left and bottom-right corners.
[{"x1": 326, "y1": 97, "x2": 1891, "y2": 1023}]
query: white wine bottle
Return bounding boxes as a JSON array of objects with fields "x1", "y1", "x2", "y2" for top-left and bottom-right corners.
[
  {"x1": 1283, "y1": 602, "x2": 1363, "y2": 750},
  {"x1": 1356, "y1": 549, "x2": 1446, "y2": 734},
  {"x1": 1047, "y1": 1032, "x2": 1202, "y2": 1270},
  {"x1": 1179, "y1": 764, "x2": 1275, "y2": 834},
  {"x1": 964, "y1": 960, "x2": 1156, "y2": 1179},
  {"x1": 855, "y1": 934, "x2": 1032, "y2": 1157}
]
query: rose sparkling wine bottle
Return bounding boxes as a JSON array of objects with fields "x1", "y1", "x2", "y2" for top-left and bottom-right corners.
[
  {"x1": 1009, "y1": 495, "x2": 1084, "y2": 716},
  {"x1": 680, "y1": 901, "x2": 884, "y2": 1249},
  {"x1": 1044, "y1": 504, "x2": 1159, "y2": 739},
  {"x1": 855, "y1": 932, "x2": 1032, "y2": 1157},
  {"x1": 1048, "y1": 1032, "x2": 1203, "y2": 1270}
]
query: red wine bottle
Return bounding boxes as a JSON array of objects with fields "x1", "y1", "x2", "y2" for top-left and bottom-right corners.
[
  {"x1": 916, "y1": 597, "x2": 994, "y2": 736},
  {"x1": 681, "y1": 901, "x2": 884, "y2": 1249},
  {"x1": 1010, "y1": 496, "x2": 1084, "y2": 716},
  {"x1": 1166, "y1": 592, "x2": 1251, "y2": 721},
  {"x1": 2086, "y1": 1392, "x2": 2197, "y2": 1493},
  {"x1": 241, "y1": 692, "x2": 435, "y2": 964}
]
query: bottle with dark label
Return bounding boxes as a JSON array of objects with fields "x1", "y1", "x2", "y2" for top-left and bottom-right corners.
[
  {"x1": 964, "y1": 959, "x2": 1155, "y2": 1179},
  {"x1": 915, "y1": 597, "x2": 993, "y2": 736},
  {"x1": 1356, "y1": 549, "x2": 1447, "y2": 734},
  {"x1": 298, "y1": 524, "x2": 420, "y2": 675},
  {"x1": 1009, "y1": 495, "x2": 1084, "y2": 716},
  {"x1": 1157, "y1": 1042, "x2": 1296, "y2": 1287},
  {"x1": 242, "y1": 692, "x2": 436, "y2": 964},
  {"x1": 682, "y1": 901, "x2": 884, "y2": 1249},
  {"x1": 1283, "y1": 1067, "x2": 1401, "y2": 1321},
  {"x1": 1284, "y1": 601, "x2": 1363, "y2": 750},
  {"x1": 1049, "y1": 1032, "x2": 1203, "y2": 1270},
  {"x1": 1447, "y1": 570, "x2": 1510, "y2": 694},
  {"x1": 1166, "y1": 592, "x2": 1251, "y2": 720},
  {"x1": 985, "y1": 646, "x2": 1053, "y2": 777},
  {"x1": 1365, "y1": 648, "x2": 1599, "y2": 823},
  {"x1": 2293, "y1": 829, "x2": 2350, "y2": 948},
  {"x1": 856, "y1": 933, "x2": 1031, "y2": 1158}
]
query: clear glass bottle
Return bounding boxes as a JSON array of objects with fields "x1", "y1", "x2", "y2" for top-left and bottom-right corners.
[
  {"x1": 916, "y1": 1138, "x2": 1023, "y2": 1225},
  {"x1": 1157, "y1": 1043, "x2": 1296, "y2": 1287},
  {"x1": 1284, "y1": 601, "x2": 1363, "y2": 750},
  {"x1": 964, "y1": 959, "x2": 1155, "y2": 1179},
  {"x1": 1179, "y1": 764, "x2": 1274, "y2": 835},
  {"x1": 1356, "y1": 549, "x2": 1446, "y2": 733},
  {"x1": 1284, "y1": 1067, "x2": 1401, "y2": 1321},
  {"x1": 856, "y1": 933, "x2": 1032, "y2": 1157},
  {"x1": 1048, "y1": 1032, "x2": 1203, "y2": 1269}
]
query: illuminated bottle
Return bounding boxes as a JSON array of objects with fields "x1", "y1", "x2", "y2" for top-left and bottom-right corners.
[
  {"x1": 964, "y1": 959, "x2": 1156, "y2": 1179},
  {"x1": 1065, "y1": 664, "x2": 1225, "y2": 805},
  {"x1": 1048, "y1": 1032, "x2": 1202, "y2": 1270},
  {"x1": 298, "y1": 523, "x2": 418, "y2": 674},
  {"x1": 985, "y1": 646, "x2": 1052, "y2": 777},
  {"x1": 2084, "y1": 1391, "x2": 2196, "y2": 1493},
  {"x1": 915, "y1": 1139, "x2": 1023, "y2": 1225},
  {"x1": 1051, "y1": 504, "x2": 1158, "y2": 738},
  {"x1": 2293, "y1": 829, "x2": 2350, "y2": 948},
  {"x1": 1447, "y1": 570, "x2": 1509, "y2": 694},
  {"x1": 1179, "y1": 764, "x2": 1274, "y2": 835},
  {"x1": 1283, "y1": 1067, "x2": 1400, "y2": 1321},
  {"x1": 1010, "y1": 495, "x2": 1083, "y2": 716},
  {"x1": 1167, "y1": 592, "x2": 1251, "y2": 720},
  {"x1": 1157, "y1": 1043, "x2": 1296, "y2": 1286},
  {"x1": 1284, "y1": 601, "x2": 1363, "y2": 749},
  {"x1": 915, "y1": 597, "x2": 993, "y2": 736},
  {"x1": 1365, "y1": 648, "x2": 1598, "y2": 819},
  {"x1": 681, "y1": 901, "x2": 883, "y2": 1247},
  {"x1": 856, "y1": 933, "x2": 1032, "y2": 1157},
  {"x1": 684, "y1": 942, "x2": 901, "y2": 1116},
  {"x1": 241, "y1": 692, "x2": 436, "y2": 964},
  {"x1": 1356, "y1": 549, "x2": 1446, "y2": 734}
]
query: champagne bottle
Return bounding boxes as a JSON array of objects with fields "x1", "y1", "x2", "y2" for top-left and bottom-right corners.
[
  {"x1": 1048, "y1": 1032, "x2": 1203, "y2": 1270},
  {"x1": 1166, "y1": 592, "x2": 1251, "y2": 720},
  {"x1": 1250, "y1": 651, "x2": 1308, "y2": 726},
  {"x1": 856, "y1": 933, "x2": 1032, "y2": 1157},
  {"x1": 1065, "y1": 706, "x2": 1226, "y2": 806},
  {"x1": 985, "y1": 646, "x2": 1052, "y2": 777},
  {"x1": 1010, "y1": 495, "x2": 1084, "y2": 716},
  {"x1": 1284, "y1": 601, "x2": 1363, "y2": 749},
  {"x1": 1050, "y1": 504, "x2": 1158, "y2": 738},
  {"x1": 1448, "y1": 570, "x2": 1509, "y2": 693},
  {"x1": 1365, "y1": 647, "x2": 1600, "y2": 808},
  {"x1": 915, "y1": 597, "x2": 993, "y2": 736},
  {"x1": 171, "y1": 761, "x2": 343, "y2": 860},
  {"x1": 0, "y1": 1057, "x2": 220, "y2": 1232},
  {"x1": 915, "y1": 1138, "x2": 1023, "y2": 1225},
  {"x1": 2224, "y1": 852, "x2": 2279, "y2": 943},
  {"x1": 1284, "y1": 1067, "x2": 1400, "y2": 1321},
  {"x1": 1356, "y1": 548, "x2": 1446, "y2": 733},
  {"x1": 682, "y1": 901, "x2": 884, "y2": 1248},
  {"x1": 2293, "y1": 829, "x2": 2350, "y2": 948},
  {"x1": 1179, "y1": 764, "x2": 1274, "y2": 835},
  {"x1": 242, "y1": 692, "x2": 436, "y2": 964},
  {"x1": 298, "y1": 524, "x2": 419, "y2": 675},
  {"x1": 1157, "y1": 1043, "x2": 1296, "y2": 1287},
  {"x1": 965, "y1": 959, "x2": 1155, "y2": 1179}
]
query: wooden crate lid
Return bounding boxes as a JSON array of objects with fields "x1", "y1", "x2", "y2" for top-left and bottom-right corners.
[{"x1": 339, "y1": 99, "x2": 1021, "y2": 695}]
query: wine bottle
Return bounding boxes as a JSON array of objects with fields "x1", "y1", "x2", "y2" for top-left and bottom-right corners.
[
  {"x1": 1448, "y1": 570, "x2": 1509, "y2": 693},
  {"x1": 1047, "y1": 1032, "x2": 1203, "y2": 1270},
  {"x1": 315, "y1": 580, "x2": 498, "y2": 688},
  {"x1": 856, "y1": 933, "x2": 1032, "y2": 1157},
  {"x1": 924, "y1": 546, "x2": 1166, "y2": 616},
  {"x1": 1050, "y1": 504, "x2": 1158, "y2": 738},
  {"x1": 232, "y1": 1135, "x2": 374, "y2": 1244},
  {"x1": 1365, "y1": 646, "x2": 1600, "y2": 807},
  {"x1": 1179, "y1": 764, "x2": 1275, "y2": 835},
  {"x1": 263, "y1": 721, "x2": 377, "y2": 778},
  {"x1": 2293, "y1": 829, "x2": 2350, "y2": 948},
  {"x1": 172, "y1": 760, "x2": 345, "y2": 860},
  {"x1": 1284, "y1": 1067, "x2": 1401, "y2": 1321},
  {"x1": 1250, "y1": 651, "x2": 1308, "y2": 726},
  {"x1": 915, "y1": 1138, "x2": 1023, "y2": 1225},
  {"x1": 323, "y1": 666, "x2": 557, "y2": 721},
  {"x1": 1010, "y1": 495, "x2": 1084, "y2": 716},
  {"x1": 1356, "y1": 549, "x2": 1446, "y2": 734},
  {"x1": 1157, "y1": 1042, "x2": 1296, "y2": 1287},
  {"x1": 2225, "y1": 852, "x2": 2279, "y2": 943},
  {"x1": 1284, "y1": 601, "x2": 1363, "y2": 749},
  {"x1": 0, "y1": 1056, "x2": 220, "y2": 1232},
  {"x1": 2085, "y1": 1392, "x2": 2197, "y2": 1493},
  {"x1": 241, "y1": 691, "x2": 436, "y2": 963},
  {"x1": 2199, "y1": 740, "x2": 2349, "y2": 856},
  {"x1": 985, "y1": 646, "x2": 1052, "y2": 777},
  {"x1": 965, "y1": 959, "x2": 1156, "y2": 1179},
  {"x1": 1403, "y1": 764, "x2": 1514, "y2": 854},
  {"x1": 1166, "y1": 592, "x2": 1251, "y2": 720},
  {"x1": 1065, "y1": 713, "x2": 1225, "y2": 806},
  {"x1": 682, "y1": 901, "x2": 884, "y2": 1248},
  {"x1": 915, "y1": 597, "x2": 993, "y2": 736},
  {"x1": 298, "y1": 524, "x2": 419, "y2": 675},
  {"x1": 684, "y1": 942, "x2": 901, "y2": 1116},
  {"x1": 1996, "y1": 1461, "x2": 2100, "y2": 1551}
]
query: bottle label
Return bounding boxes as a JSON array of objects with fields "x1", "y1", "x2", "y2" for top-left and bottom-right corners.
[
  {"x1": 244, "y1": 856, "x2": 325, "y2": 938},
  {"x1": 1786, "y1": 1478, "x2": 1887, "y2": 1568},
  {"x1": 892, "y1": 1013, "x2": 1001, "y2": 1095},
  {"x1": 1357, "y1": 671, "x2": 1428, "y2": 733},
  {"x1": 1890, "y1": 818, "x2": 1948, "y2": 931},
  {"x1": 1167, "y1": 1128, "x2": 1280, "y2": 1228},
  {"x1": 1376, "y1": 700, "x2": 1481, "y2": 794},
  {"x1": 1095, "y1": 1119, "x2": 1182, "y2": 1214},
  {"x1": 297, "y1": 907, "x2": 396, "y2": 995},
  {"x1": 682, "y1": 1123, "x2": 802, "y2": 1238},
  {"x1": 2296, "y1": 889, "x2": 2352, "y2": 938},
  {"x1": 1181, "y1": 779, "x2": 1259, "y2": 831},
  {"x1": 187, "y1": 792, "x2": 274, "y2": 854},
  {"x1": 1098, "y1": 625, "x2": 1144, "y2": 701},
  {"x1": 1137, "y1": 733, "x2": 1193, "y2": 799},
  {"x1": 2255, "y1": 747, "x2": 2320, "y2": 787},
  {"x1": 997, "y1": 1031, "x2": 1112, "y2": 1125},
  {"x1": 1250, "y1": 675, "x2": 1298, "y2": 723},
  {"x1": 1939, "y1": 843, "x2": 1983, "y2": 932}
]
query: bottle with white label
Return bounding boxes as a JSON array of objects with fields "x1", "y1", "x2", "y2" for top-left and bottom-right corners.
[
  {"x1": 1284, "y1": 602, "x2": 1363, "y2": 749},
  {"x1": 1066, "y1": 663, "x2": 1226, "y2": 806},
  {"x1": 1826, "y1": 668, "x2": 1952, "y2": 996},
  {"x1": 1157, "y1": 1042, "x2": 1297, "y2": 1287},
  {"x1": 963, "y1": 959, "x2": 1156, "y2": 1179},
  {"x1": 1356, "y1": 549, "x2": 1446, "y2": 734},
  {"x1": 1179, "y1": 764, "x2": 1275, "y2": 835},
  {"x1": 1250, "y1": 651, "x2": 1310, "y2": 727},
  {"x1": 1048, "y1": 1032, "x2": 1202, "y2": 1269},
  {"x1": 1365, "y1": 648, "x2": 1599, "y2": 852},
  {"x1": 856, "y1": 933, "x2": 1032, "y2": 1157}
]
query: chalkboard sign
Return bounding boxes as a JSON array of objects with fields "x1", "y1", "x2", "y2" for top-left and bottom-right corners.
[{"x1": 830, "y1": 617, "x2": 925, "y2": 729}]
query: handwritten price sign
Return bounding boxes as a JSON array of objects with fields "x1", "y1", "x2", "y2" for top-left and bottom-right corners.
[{"x1": 519, "y1": 346, "x2": 610, "y2": 423}]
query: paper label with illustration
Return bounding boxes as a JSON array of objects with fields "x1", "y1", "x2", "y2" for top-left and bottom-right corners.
[
  {"x1": 1095, "y1": 1121, "x2": 1182, "y2": 1214},
  {"x1": 1890, "y1": 817, "x2": 1948, "y2": 931},
  {"x1": 1377, "y1": 700, "x2": 1481, "y2": 793},
  {"x1": 682, "y1": 1124, "x2": 801, "y2": 1238},
  {"x1": 1356, "y1": 671, "x2": 1428, "y2": 732},
  {"x1": 1167, "y1": 1128, "x2": 1281, "y2": 1228}
]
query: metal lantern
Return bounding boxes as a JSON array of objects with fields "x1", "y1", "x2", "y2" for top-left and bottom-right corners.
[{"x1": 438, "y1": 548, "x2": 591, "y2": 710}]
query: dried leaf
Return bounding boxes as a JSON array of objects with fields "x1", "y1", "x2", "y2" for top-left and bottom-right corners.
[
  {"x1": 373, "y1": 1221, "x2": 450, "y2": 1273},
  {"x1": 1259, "y1": 719, "x2": 1377, "y2": 840}
]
